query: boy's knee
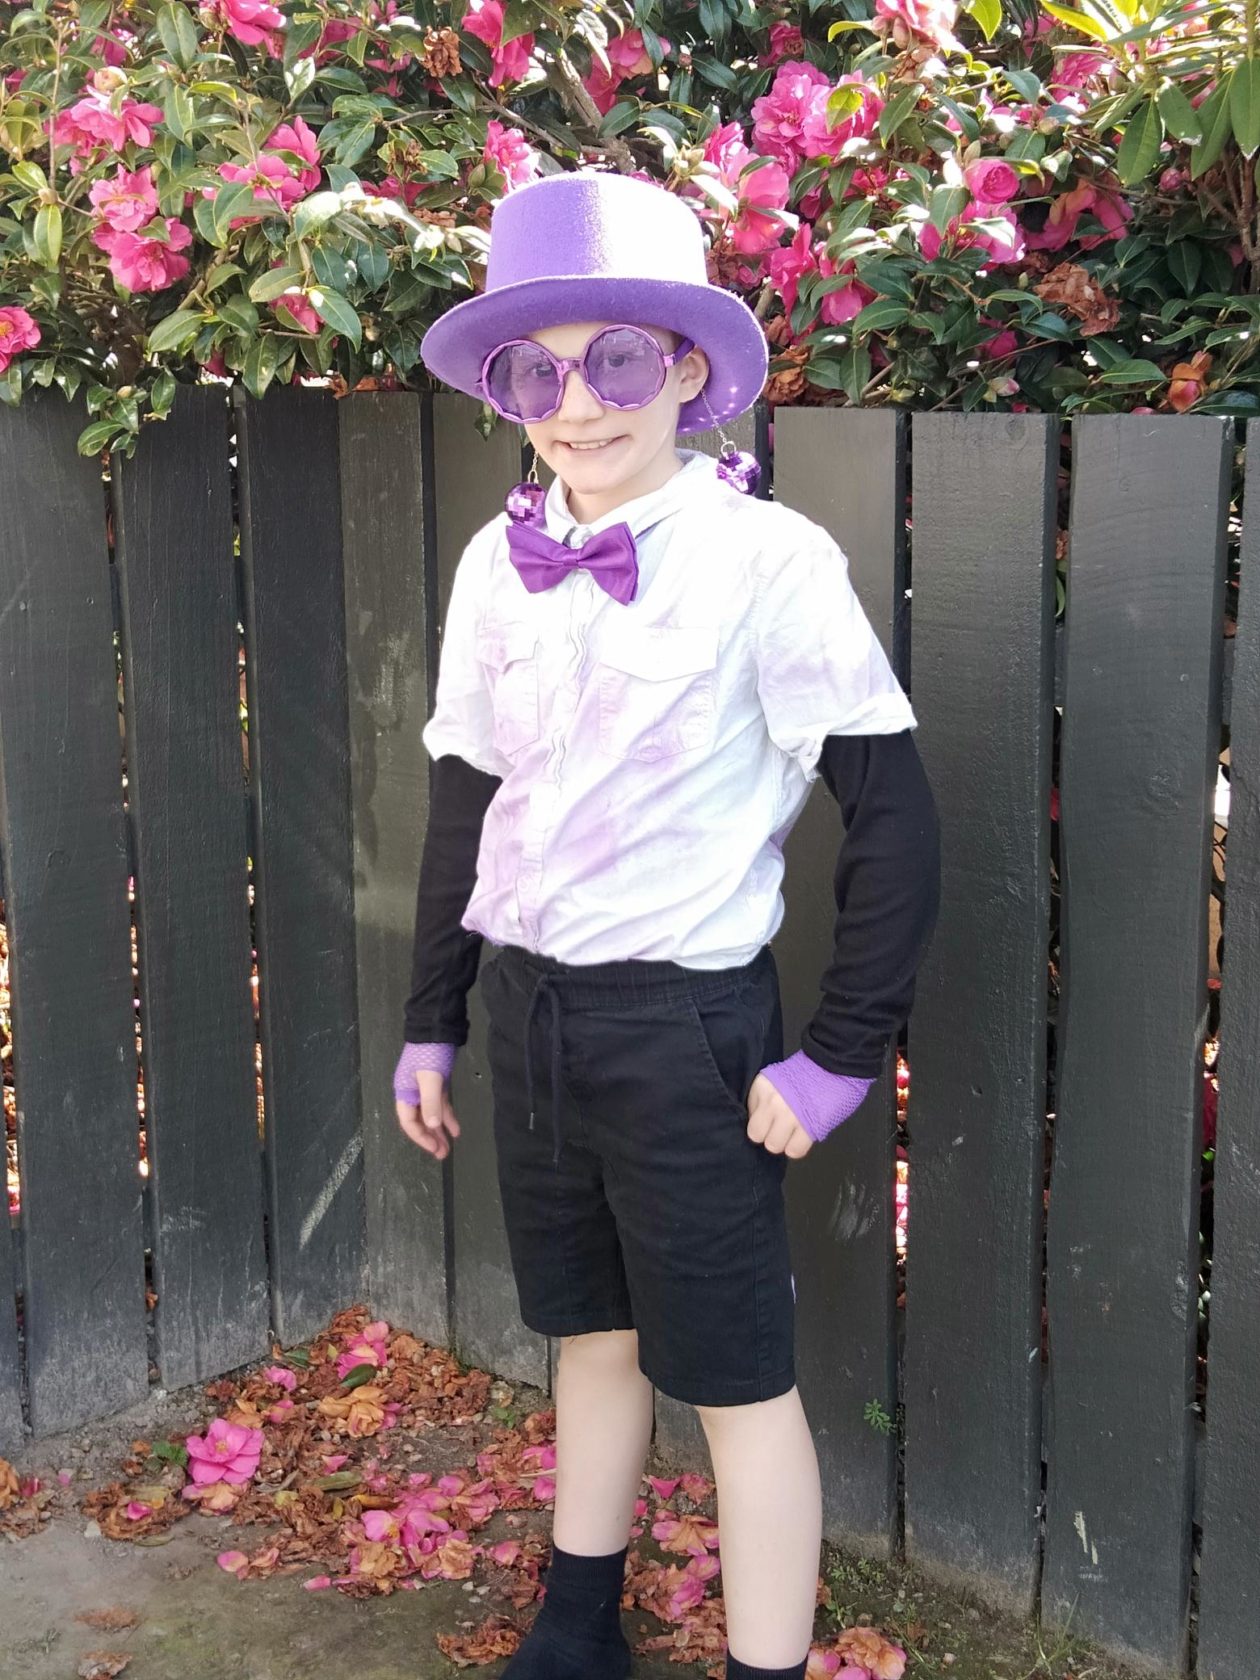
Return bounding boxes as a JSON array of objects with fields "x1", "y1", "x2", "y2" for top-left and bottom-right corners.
[{"x1": 558, "y1": 1327, "x2": 639, "y2": 1361}]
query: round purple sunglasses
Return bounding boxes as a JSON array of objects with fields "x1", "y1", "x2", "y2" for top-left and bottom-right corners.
[{"x1": 479, "y1": 323, "x2": 696, "y2": 424}]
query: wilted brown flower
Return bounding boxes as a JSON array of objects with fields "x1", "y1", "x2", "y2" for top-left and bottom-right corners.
[
  {"x1": 419, "y1": 25, "x2": 462, "y2": 78},
  {"x1": 1033, "y1": 261, "x2": 1120, "y2": 337}
]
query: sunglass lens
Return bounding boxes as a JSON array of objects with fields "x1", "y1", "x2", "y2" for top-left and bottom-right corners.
[
  {"x1": 586, "y1": 327, "x2": 663, "y2": 409},
  {"x1": 486, "y1": 343, "x2": 560, "y2": 420}
]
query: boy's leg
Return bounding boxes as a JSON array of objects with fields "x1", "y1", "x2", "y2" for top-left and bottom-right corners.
[
  {"x1": 502, "y1": 1328, "x2": 651, "y2": 1679},
  {"x1": 553, "y1": 1327, "x2": 654, "y2": 1552},
  {"x1": 696, "y1": 1385, "x2": 822, "y2": 1674}
]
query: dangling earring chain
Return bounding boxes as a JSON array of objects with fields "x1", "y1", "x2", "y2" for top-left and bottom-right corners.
[
  {"x1": 700, "y1": 394, "x2": 761, "y2": 497},
  {"x1": 505, "y1": 443, "x2": 546, "y2": 526}
]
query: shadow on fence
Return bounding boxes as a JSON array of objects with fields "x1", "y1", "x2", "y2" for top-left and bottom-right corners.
[{"x1": 0, "y1": 387, "x2": 1255, "y2": 1680}]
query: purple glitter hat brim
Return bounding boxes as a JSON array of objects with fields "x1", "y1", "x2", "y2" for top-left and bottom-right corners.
[{"x1": 419, "y1": 274, "x2": 769, "y2": 434}]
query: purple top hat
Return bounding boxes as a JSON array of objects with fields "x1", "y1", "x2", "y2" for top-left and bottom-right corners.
[{"x1": 419, "y1": 170, "x2": 769, "y2": 434}]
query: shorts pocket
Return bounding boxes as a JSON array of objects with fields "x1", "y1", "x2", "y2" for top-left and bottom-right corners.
[
  {"x1": 476, "y1": 624, "x2": 540, "y2": 759},
  {"x1": 684, "y1": 982, "x2": 767, "y2": 1125},
  {"x1": 596, "y1": 625, "x2": 717, "y2": 763}
]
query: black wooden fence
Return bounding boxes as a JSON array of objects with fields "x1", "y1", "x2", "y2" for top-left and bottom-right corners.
[{"x1": 0, "y1": 387, "x2": 1252, "y2": 1680}]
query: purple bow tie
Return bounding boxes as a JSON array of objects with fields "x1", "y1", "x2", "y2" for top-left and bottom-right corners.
[{"x1": 506, "y1": 520, "x2": 639, "y2": 606}]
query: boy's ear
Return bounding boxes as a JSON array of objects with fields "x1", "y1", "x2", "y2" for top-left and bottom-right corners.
[{"x1": 680, "y1": 345, "x2": 710, "y2": 400}]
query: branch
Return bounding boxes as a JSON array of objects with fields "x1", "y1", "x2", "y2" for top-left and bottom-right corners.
[
  {"x1": 472, "y1": 79, "x2": 570, "y2": 156},
  {"x1": 545, "y1": 53, "x2": 638, "y2": 173}
]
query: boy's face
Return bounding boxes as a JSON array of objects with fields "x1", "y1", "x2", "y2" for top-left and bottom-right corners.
[{"x1": 520, "y1": 320, "x2": 709, "y2": 522}]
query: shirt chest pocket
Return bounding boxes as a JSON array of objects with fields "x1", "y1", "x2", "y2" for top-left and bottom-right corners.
[
  {"x1": 476, "y1": 624, "x2": 541, "y2": 759},
  {"x1": 596, "y1": 625, "x2": 719, "y2": 763}
]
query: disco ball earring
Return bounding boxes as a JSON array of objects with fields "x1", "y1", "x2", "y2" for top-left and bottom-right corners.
[
  {"x1": 505, "y1": 446, "x2": 546, "y2": 526},
  {"x1": 700, "y1": 393, "x2": 761, "y2": 496}
]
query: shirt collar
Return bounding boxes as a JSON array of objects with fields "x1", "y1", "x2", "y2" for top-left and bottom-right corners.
[{"x1": 542, "y1": 449, "x2": 719, "y2": 546}]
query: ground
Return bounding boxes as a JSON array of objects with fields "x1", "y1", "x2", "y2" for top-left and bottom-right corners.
[{"x1": 0, "y1": 1313, "x2": 1150, "y2": 1680}]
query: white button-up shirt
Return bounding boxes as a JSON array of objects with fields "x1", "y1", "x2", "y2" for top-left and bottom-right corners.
[{"x1": 422, "y1": 448, "x2": 917, "y2": 968}]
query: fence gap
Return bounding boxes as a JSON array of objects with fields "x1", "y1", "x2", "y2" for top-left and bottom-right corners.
[
  {"x1": 1044, "y1": 414, "x2": 1229, "y2": 1670},
  {"x1": 431, "y1": 396, "x2": 548, "y2": 1391},
  {"x1": 904, "y1": 413, "x2": 1058, "y2": 1612},
  {"x1": 0, "y1": 391, "x2": 148, "y2": 1434},
  {"x1": 1195, "y1": 421, "x2": 1260, "y2": 1680},
  {"x1": 234, "y1": 385, "x2": 364, "y2": 1344},
  {"x1": 111, "y1": 385, "x2": 270, "y2": 1388},
  {"x1": 340, "y1": 389, "x2": 451, "y2": 1348}
]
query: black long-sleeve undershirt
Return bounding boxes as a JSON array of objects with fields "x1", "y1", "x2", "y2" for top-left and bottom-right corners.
[{"x1": 403, "y1": 731, "x2": 941, "y2": 1073}]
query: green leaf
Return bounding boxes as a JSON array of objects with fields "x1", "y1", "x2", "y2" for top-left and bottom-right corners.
[
  {"x1": 33, "y1": 202, "x2": 61, "y2": 267},
  {"x1": 335, "y1": 118, "x2": 378, "y2": 169},
  {"x1": 967, "y1": 0, "x2": 1001, "y2": 42},
  {"x1": 293, "y1": 191, "x2": 345, "y2": 237},
  {"x1": 313, "y1": 1469, "x2": 363, "y2": 1490},
  {"x1": 839, "y1": 342, "x2": 872, "y2": 402},
  {"x1": 310, "y1": 287, "x2": 362, "y2": 348},
  {"x1": 1191, "y1": 75, "x2": 1234, "y2": 179},
  {"x1": 498, "y1": 0, "x2": 535, "y2": 45},
  {"x1": 1168, "y1": 240, "x2": 1202, "y2": 294},
  {"x1": 1115, "y1": 97, "x2": 1164, "y2": 185},
  {"x1": 249, "y1": 265, "x2": 307, "y2": 303},
  {"x1": 339, "y1": 1361, "x2": 377, "y2": 1390},
  {"x1": 852, "y1": 298, "x2": 910, "y2": 332},
  {"x1": 1232, "y1": 58, "x2": 1260, "y2": 159},
  {"x1": 694, "y1": 56, "x2": 740, "y2": 91},
  {"x1": 1156, "y1": 82, "x2": 1202, "y2": 142},
  {"x1": 213, "y1": 178, "x2": 262, "y2": 246},
  {"x1": 12, "y1": 160, "x2": 46, "y2": 194},
  {"x1": 929, "y1": 184, "x2": 970, "y2": 233},
  {"x1": 147, "y1": 308, "x2": 204, "y2": 355},
  {"x1": 0, "y1": 362, "x2": 22, "y2": 407},
  {"x1": 1097, "y1": 358, "x2": 1165, "y2": 383},
  {"x1": 878, "y1": 83, "x2": 922, "y2": 144},
  {"x1": 827, "y1": 18, "x2": 876, "y2": 36},
  {"x1": 216, "y1": 293, "x2": 260, "y2": 334},
  {"x1": 599, "y1": 98, "x2": 641, "y2": 136},
  {"x1": 157, "y1": 2, "x2": 200, "y2": 68},
  {"x1": 77, "y1": 417, "x2": 124, "y2": 457},
  {"x1": 243, "y1": 333, "x2": 283, "y2": 399},
  {"x1": 1041, "y1": 0, "x2": 1111, "y2": 39}
]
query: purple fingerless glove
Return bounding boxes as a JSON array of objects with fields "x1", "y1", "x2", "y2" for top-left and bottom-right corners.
[
  {"x1": 393, "y1": 1042, "x2": 457, "y2": 1104},
  {"x1": 760, "y1": 1050, "x2": 875, "y2": 1144}
]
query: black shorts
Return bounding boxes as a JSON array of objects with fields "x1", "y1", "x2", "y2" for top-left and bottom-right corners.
[{"x1": 478, "y1": 940, "x2": 797, "y2": 1407}]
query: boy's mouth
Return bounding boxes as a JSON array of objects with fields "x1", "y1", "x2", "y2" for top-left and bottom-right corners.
[{"x1": 558, "y1": 436, "x2": 624, "y2": 454}]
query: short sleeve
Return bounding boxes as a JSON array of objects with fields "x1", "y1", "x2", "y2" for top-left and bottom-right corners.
[
  {"x1": 752, "y1": 534, "x2": 916, "y2": 781},
  {"x1": 421, "y1": 526, "x2": 510, "y2": 778}
]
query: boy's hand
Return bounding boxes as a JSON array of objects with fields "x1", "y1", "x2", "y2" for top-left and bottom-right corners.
[
  {"x1": 745, "y1": 1073, "x2": 815, "y2": 1160},
  {"x1": 396, "y1": 1069, "x2": 461, "y2": 1161}
]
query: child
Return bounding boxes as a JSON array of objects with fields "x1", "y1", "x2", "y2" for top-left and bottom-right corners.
[{"x1": 394, "y1": 170, "x2": 940, "y2": 1680}]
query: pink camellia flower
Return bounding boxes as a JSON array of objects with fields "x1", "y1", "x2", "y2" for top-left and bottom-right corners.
[
  {"x1": 124, "y1": 1500, "x2": 153, "y2": 1520},
  {"x1": 751, "y1": 60, "x2": 832, "y2": 168},
  {"x1": 979, "y1": 324, "x2": 1021, "y2": 358},
  {"x1": 800, "y1": 70, "x2": 883, "y2": 159},
  {"x1": 817, "y1": 250, "x2": 874, "y2": 324},
  {"x1": 264, "y1": 1364, "x2": 298, "y2": 1391},
  {"x1": 1159, "y1": 165, "x2": 1188, "y2": 192},
  {"x1": 184, "y1": 1417, "x2": 265, "y2": 1486},
  {"x1": 93, "y1": 219, "x2": 193, "y2": 292},
  {"x1": 1049, "y1": 50, "x2": 1109, "y2": 95},
  {"x1": 217, "y1": 153, "x2": 307, "y2": 216},
  {"x1": 377, "y1": 174, "x2": 426, "y2": 211},
  {"x1": 209, "y1": 0, "x2": 285, "y2": 47},
  {"x1": 583, "y1": 27, "x2": 665, "y2": 114},
  {"x1": 483, "y1": 119, "x2": 540, "y2": 188},
  {"x1": 218, "y1": 1549, "x2": 250, "y2": 1577},
  {"x1": 963, "y1": 157, "x2": 1019, "y2": 205},
  {"x1": 52, "y1": 92, "x2": 164, "y2": 156},
  {"x1": 335, "y1": 1319, "x2": 390, "y2": 1379},
  {"x1": 874, "y1": 0, "x2": 961, "y2": 51},
  {"x1": 761, "y1": 20, "x2": 806, "y2": 65},
  {"x1": 264, "y1": 115, "x2": 321, "y2": 194},
  {"x1": 919, "y1": 200, "x2": 1024, "y2": 264},
  {"x1": 88, "y1": 164, "x2": 159, "y2": 233},
  {"x1": 462, "y1": 0, "x2": 534, "y2": 87},
  {"x1": 700, "y1": 122, "x2": 791, "y2": 254},
  {"x1": 272, "y1": 287, "x2": 322, "y2": 334},
  {"x1": 0, "y1": 307, "x2": 41, "y2": 373},
  {"x1": 1025, "y1": 181, "x2": 1132, "y2": 251},
  {"x1": 768, "y1": 221, "x2": 818, "y2": 319}
]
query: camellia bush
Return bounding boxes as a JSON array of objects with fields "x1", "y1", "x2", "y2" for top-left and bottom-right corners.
[{"x1": 1, "y1": 0, "x2": 1259, "y2": 455}]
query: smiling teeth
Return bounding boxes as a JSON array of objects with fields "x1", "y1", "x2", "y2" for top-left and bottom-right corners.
[{"x1": 567, "y1": 439, "x2": 614, "y2": 450}]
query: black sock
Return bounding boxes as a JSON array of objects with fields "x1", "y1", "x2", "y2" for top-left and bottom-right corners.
[
  {"x1": 503, "y1": 1542, "x2": 631, "y2": 1679},
  {"x1": 725, "y1": 1654, "x2": 808, "y2": 1680}
]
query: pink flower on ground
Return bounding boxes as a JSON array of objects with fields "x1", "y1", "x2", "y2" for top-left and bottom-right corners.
[
  {"x1": 751, "y1": 60, "x2": 832, "y2": 168},
  {"x1": 800, "y1": 71, "x2": 883, "y2": 159},
  {"x1": 701, "y1": 123, "x2": 791, "y2": 254},
  {"x1": 264, "y1": 1364, "x2": 298, "y2": 1391},
  {"x1": 264, "y1": 115, "x2": 322, "y2": 194},
  {"x1": 88, "y1": 164, "x2": 159, "y2": 232},
  {"x1": 874, "y1": 0, "x2": 961, "y2": 51},
  {"x1": 93, "y1": 219, "x2": 193, "y2": 292},
  {"x1": 218, "y1": 1550, "x2": 250, "y2": 1577},
  {"x1": 462, "y1": 0, "x2": 534, "y2": 86},
  {"x1": 336, "y1": 1320, "x2": 391, "y2": 1379},
  {"x1": 583, "y1": 27, "x2": 665, "y2": 114},
  {"x1": 483, "y1": 118, "x2": 540, "y2": 188},
  {"x1": 210, "y1": 0, "x2": 284, "y2": 47},
  {"x1": 185, "y1": 1418, "x2": 265, "y2": 1486},
  {"x1": 760, "y1": 20, "x2": 806, "y2": 65},
  {"x1": 963, "y1": 157, "x2": 1019, "y2": 205},
  {"x1": 124, "y1": 1500, "x2": 152, "y2": 1520},
  {"x1": 0, "y1": 307, "x2": 41, "y2": 372}
]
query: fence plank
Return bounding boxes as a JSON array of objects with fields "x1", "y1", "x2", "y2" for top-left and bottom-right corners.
[
  {"x1": 0, "y1": 1204, "x2": 22, "y2": 1453},
  {"x1": 761, "y1": 407, "x2": 906, "y2": 1552},
  {"x1": 341, "y1": 391, "x2": 451, "y2": 1347},
  {"x1": 651, "y1": 409, "x2": 765, "y2": 1471},
  {"x1": 235, "y1": 387, "x2": 364, "y2": 1343},
  {"x1": 433, "y1": 396, "x2": 548, "y2": 1389},
  {"x1": 904, "y1": 414, "x2": 1057, "y2": 1610},
  {"x1": 1044, "y1": 415, "x2": 1228, "y2": 1669},
  {"x1": 0, "y1": 392, "x2": 148, "y2": 1433},
  {"x1": 1196, "y1": 423, "x2": 1260, "y2": 1680},
  {"x1": 112, "y1": 385, "x2": 269, "y2": 1388}
]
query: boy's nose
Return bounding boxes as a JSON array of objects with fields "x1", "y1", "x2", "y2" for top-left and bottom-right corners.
[{"x1": 555, "y1": 366, "x2": 605, "y2": 422}]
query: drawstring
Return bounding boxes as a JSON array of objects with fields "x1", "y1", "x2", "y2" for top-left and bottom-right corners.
[{"x1": 523, "y1": 972, "x2": 564, "y2": 1167}]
